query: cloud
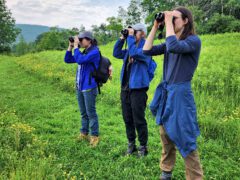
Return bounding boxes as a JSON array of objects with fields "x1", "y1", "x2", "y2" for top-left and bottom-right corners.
[{"x1": 6, "y1": 0, "x2": 130, "y2": 29}]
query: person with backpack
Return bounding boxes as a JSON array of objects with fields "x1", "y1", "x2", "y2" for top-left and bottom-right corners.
[
  {"x1": 64, "y1": 31, "x2": 101, "y2": 147},
  {"x1": 113, "y1": 23, "x2": 156, "y2": 157},
  {"x1": 143, "y1": 7, "x2": 203, "y2": 180}
]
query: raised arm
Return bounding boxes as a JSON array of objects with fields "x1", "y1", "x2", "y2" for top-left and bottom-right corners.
[
  {"x1": 127, "y1": 35, "x2": 149, "y2": 62},
  {"x1": 143, "y1": 20, "x2": 159, "y2": 51},
  {"x1": 143, "y1": 20, "x2": 166, "y2": 56},
  {"x1": 166, "y1": 35, "x2": 201, "y2": 54},
  {"x1": 143, "y1": 43, "x2": 166, "y2": 56},
  {"x1": 64, "y1": 51, "x2": 76, "y2": 63},
  {"x1": 113, "y1": 39, "x2": 127, "y2": 59},
  {"x1": 64, "y1": 42, "x2": 76, "y2": 63}
]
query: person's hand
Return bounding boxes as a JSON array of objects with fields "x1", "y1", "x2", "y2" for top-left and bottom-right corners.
[
  {"x1": 74, "y1": 36, "x2": 80, "y2": 49},
  {"x1": 120, "y1": 35, "x2": 125, "y2": 40},
  {"x1": 68, "y1": 41, "x2": 74, "y2": 51},
  {"x1": 108, "y1": 65, "x2": 113, "y2": 79},
  {"x1": 128, "y1": 28, "x2": 135, "y2": 36},
  {"x1": 69, "y1": 41, "x2": 74, "y2": 47},
  {"x1": 164, "y1": 11, "x2": 174, "y2": 24},
  {"x1": 129, "y1": 57, "x2": 134, "y2": 63},
  {"x1": 164, "y1": 11, "x2": 175, "y2": 37},
  {"x1": 153, "y1": 20, "x2": 161, "y2": 29}
]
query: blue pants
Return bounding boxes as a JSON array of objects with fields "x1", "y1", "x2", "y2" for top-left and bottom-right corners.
[{"x1": 76, "y1": 87, "x2": 99, "y2": 136}]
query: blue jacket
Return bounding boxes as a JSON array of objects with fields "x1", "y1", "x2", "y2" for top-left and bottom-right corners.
[
  {"x1": 113, "y1": 36, "x2": 153, "y2": 89},
  {"x1": 150, "y1": 81, "x2": 200, "y2": 158},
  {"x1": 64, "y1": 45, "x2": 100, "y2": 91}
]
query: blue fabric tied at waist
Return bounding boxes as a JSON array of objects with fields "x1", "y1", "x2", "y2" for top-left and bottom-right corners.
[
  {"x1": 150, "y1": 81, "x2": 200, "y2": 158},
  {"x1": 149, "y1": 81, "x2": 168, "y2": 124}
]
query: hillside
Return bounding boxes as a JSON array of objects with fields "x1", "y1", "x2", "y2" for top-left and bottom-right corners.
[{"x1": 15, "y1": 24, "x2": 64, "y2": 43}]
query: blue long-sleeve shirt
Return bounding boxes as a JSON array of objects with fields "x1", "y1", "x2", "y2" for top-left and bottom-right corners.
[
  {"x1": 64, "y1": 46, "x2": 100, "y2": 91},
  {"x1": 143, "y1": 35, "x2": 201, "y2": 84}
]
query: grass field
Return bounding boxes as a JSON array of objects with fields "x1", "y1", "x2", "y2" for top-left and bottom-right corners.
[{"x1": 0, "y1": 33, "x2": 239, "y2": 179}]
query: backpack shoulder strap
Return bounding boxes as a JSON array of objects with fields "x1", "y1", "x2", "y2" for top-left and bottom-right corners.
[{"x1": 89, "y1": 50, "x2": 102, "y2": 94}]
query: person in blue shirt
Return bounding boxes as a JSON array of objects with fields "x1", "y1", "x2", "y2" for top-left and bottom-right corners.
[
  {"x1": 113, "y1": 23, "x2": 155, "y2": 157},
  {"x1": 143, "y1": 7, "x2": 203, "y2": 180},
  {"x1": 64, "y1": 31, "x2": 100, "y2": 147}
]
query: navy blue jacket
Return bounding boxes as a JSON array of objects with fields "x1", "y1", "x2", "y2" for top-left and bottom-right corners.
[
  {"x1": 113, "y1": 35, "x2": 153, "y2": 89},
  {"x1": 64, "y1": 46, "x2": 100, "y2": 91}
]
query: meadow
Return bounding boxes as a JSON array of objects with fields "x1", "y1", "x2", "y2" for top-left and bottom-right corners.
[{"x1": 0, "y1": 33, "x2": 239, "y2": 179}]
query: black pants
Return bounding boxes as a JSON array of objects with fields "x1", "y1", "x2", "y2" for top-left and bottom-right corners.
[{"x1": 121, "y1": 88, "x2": 148, "y2": 146}]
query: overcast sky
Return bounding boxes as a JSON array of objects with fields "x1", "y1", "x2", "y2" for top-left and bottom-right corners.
[{"x1": 6, "y1": 0, "x2": 130, "y2": 29}]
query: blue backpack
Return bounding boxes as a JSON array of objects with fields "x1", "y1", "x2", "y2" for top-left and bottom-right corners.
[{"x1": 148, "y1": 59, "x2": 157, "y2": 82}]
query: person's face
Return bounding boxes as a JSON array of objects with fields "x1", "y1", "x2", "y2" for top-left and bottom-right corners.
[
  {"x1": 79, "y1": 38, "x2": 91, "y2": 48},
  {"x1": 135, "y1": 30, "x2": 145, "y2": 42},
  {"x1": 172, "y1": 10, "x2": 188, "y2": 33}
]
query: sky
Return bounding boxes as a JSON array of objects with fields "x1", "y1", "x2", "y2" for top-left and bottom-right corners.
[{"x1": 6, "y1": 0, "x2": 130, "y2": 29}]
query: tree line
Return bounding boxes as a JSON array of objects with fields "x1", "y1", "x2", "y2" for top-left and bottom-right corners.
[{"x1": 0, "y1": 0, "x2": 239, "y2": 55}]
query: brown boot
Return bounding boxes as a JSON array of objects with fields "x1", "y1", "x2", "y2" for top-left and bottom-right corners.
[
  {"x1": 90, "y1": 136, "x2": 99, "y2": 147},
  {"x1": 76, "y1": 133, "x2": 89, "y2": 142}
]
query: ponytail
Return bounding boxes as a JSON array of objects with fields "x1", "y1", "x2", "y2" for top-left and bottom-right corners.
[{"x1": 91, "y1": 38, "x2": 98, "y2": 46}]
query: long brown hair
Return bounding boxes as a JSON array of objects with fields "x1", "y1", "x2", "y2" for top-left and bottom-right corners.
[{"x1": 174, "y1": 7, "x2": 195, "y2": 40}]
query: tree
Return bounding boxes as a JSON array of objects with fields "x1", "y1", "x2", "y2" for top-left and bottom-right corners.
[
  {"x1": 106, "y1": 17, "x2": 123, "y2": 40},
  {"x1": 205, "y1": 13, "x2": 240, "y2": 34},
  {"x1": 118, "y1": 6, "x2": 128, "y2": 27},
  {"x1": 35, "y1": 28, "x2": 74, "y2": 51},
  {"x1": 15, "y1": 35, "x2": 29, "y2": 56},
  {"x1": 92, "y1": 24, "x2": 111, "y2": 45},
  {"x1": 126, "y1": 0, "x2": 143, "y2": 25},
  {"x1": 0, "y1": 0, "x2": 20, "y2": 53},
  {"x1": 141, "y1": 0, "x2": 240, "y2": 34},
  {"x1": 79, "y1": 24, "x2": 86, "y2": 33}
]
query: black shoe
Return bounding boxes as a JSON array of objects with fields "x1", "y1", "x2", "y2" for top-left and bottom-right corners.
[
  {"x1": 160, "y1": 171, "x2": 172, "y2": 180},
  {"x1": 125, "y1": 142, "x2": 137, "y2": 155},
  {"x1": 138, "y1": 145, "x2": 148, "y2": 157}
]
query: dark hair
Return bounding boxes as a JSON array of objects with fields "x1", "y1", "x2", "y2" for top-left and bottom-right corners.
[
  {"x1": 91, "y1": 38, "x2": 98, "y2": 46},
  {"x1": 85, "y1": 37, "x2": 98, "y2": 46},
  {"x1": 174, "y1": 6, "x2": 195, "y2": 40}
]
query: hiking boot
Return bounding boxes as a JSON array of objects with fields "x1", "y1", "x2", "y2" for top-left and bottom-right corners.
[
  {"x1": 90, "y1": 136, "x2": 99, "y2": 147},
  {"x1": 160, "y1": 171, "x2": 172, "y2": 180},
  {"x1": 138, "y1": 145, "x2": 148, "y2": 157},
  {"x1": 77, "y1": 133, "x2": 89, "y2": 142},
  {"x1": 126, "y1": 141, "x2": 137, "y2": 155}
]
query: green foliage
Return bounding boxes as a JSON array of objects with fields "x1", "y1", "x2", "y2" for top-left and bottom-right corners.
[
  {"x1": 0, "y1": 0, "x2": 20, "y2": 53},
  {"x1": 141, "y1": 0, "x2": 240, "y2": 35},
  {"x1": 36, "y1": 27, "x2": 69, "y2": 51},
  {"x1": 125, "y1": 0, "x2": 142, "y2": 25},
  {"x1": 204, "y1": 13, "x2": 240, "y2": 34},
  {"x1": 106, "y1": 17, "x2": 123, "y2": 41},
  {"x1": 92, "y1": 23, "x2": 112, "y2": 45},
  {"x1": 13, "y1": 35, "x2": 30, "y2": 56}
]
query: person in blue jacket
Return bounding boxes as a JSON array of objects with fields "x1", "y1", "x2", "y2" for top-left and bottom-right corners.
[
  {"x1": 64, "y1": 31, "x2": 100, "y2": 147},
  {"x1": 143, "y1": 7, "x2": 203, "y2": 180},
  {"x1": 113, "y1": 23, "x2": 155, "y2": 157}
]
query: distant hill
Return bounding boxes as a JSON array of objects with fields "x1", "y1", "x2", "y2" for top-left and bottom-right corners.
[
  {"x1": 15, "y1": 24, "x2": 64, "y2": 43},
  {"x1": 15, "y1": 24, "x2": 50, "y2": 43}
]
